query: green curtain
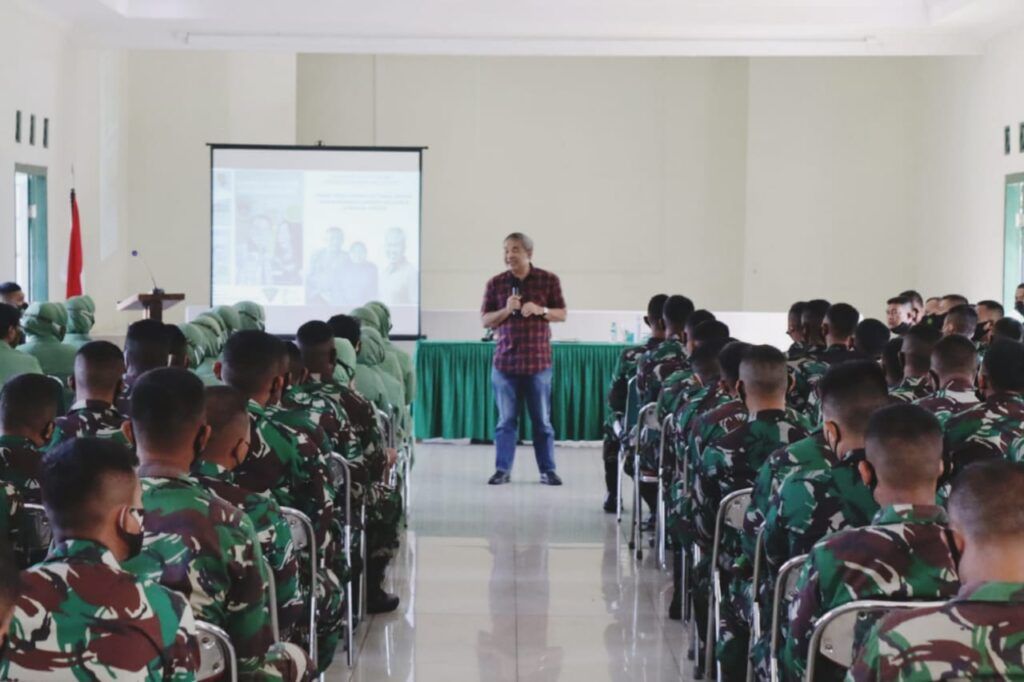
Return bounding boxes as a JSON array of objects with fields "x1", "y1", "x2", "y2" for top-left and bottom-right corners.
[{"x1": 414, "y1": 341, "x2": 631, "y2": 441}]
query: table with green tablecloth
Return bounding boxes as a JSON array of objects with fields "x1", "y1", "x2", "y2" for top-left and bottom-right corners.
[{"x1": 414, "y1": 340, "x2": 632, "y2": 441}]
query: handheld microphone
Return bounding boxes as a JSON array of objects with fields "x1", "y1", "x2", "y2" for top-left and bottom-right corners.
[
  {"x1": 131, "y1": 250, "x2": 164, "y2": 295},
  {"x1": 511, "y1": 277, "x2": 523, "y2": 318}
]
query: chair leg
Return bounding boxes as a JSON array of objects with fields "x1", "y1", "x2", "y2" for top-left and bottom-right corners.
[{"x1": 616, "y1": 449, "x2": 624, "y2": 524}]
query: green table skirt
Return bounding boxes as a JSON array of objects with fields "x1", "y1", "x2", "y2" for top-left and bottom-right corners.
[{"x1": 414, "y1": 341, "x2": 631, "y2": 441}]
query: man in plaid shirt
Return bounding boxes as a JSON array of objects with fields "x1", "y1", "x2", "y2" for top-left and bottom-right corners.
[{"x1": 481, "y1": 233, "x2": 567, "y2": 486}]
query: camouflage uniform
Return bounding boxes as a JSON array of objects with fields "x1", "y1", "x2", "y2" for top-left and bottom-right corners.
[
  {"x1": 912, "y1": 379, "x2": 979, "y2": 428},
  {"x1": 848, "y1": 581, "x2": 1024, "y2": 681},
  {"x1": 1, "y1": 479, "x2": 22, "y2": 551},
  {"x1": 787, "y1": 342, "x2": 808, "y2": 361},
  {"x1": 764, "y1": 448, "x2": 879, "y2": 573},
  {"x1": 793, "y1": 346, "x2": 864, "y2": 424},
  {"x1": 889, "y1": 375, "x2": 934, "y2": 404},
  {"x1": 782, "y1": 505, "x2": 960, "y2": 682},
  {"x1": 689, "y1": 409, "x2": 810, "y2": 680},
  {"x1": 636, "y1": 338, "x2": 688, "y2": 406},
  {"x1": 942, "y1": 393, "x2": 1024, "y2": 492},
  {"x1": 0, "y1": 434, "x2": 42, "y2": 504},
  {"x1": 126, "y1": 474, "x2": 311, "y2": 681},
  {"x1": 2, "y1": 538, "x2": 199, "y2": 680},
  {"x1": 49, "y1": 399, "x2": 131, "y2": 449},
  {"x1": 787, "y1": 345, "x2": 826, "y2": 415}
]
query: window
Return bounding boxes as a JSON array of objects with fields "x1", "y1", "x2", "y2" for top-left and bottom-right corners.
[
  {"x1": 1003, "y1": 173, "x2": 1024, "y2": 310},
  {"x1": 13, "y1": 166, "x2": 48, "y2": 301}
]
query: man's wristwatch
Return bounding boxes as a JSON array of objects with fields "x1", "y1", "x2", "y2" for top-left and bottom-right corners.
[{"x1": 542, "y1": 307, "x2": 549, "y2": 318}]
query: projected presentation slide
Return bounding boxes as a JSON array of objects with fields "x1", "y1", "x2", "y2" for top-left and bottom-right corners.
[{"x1": 211, "y1": 146, "x2": 422, "y2": 336}]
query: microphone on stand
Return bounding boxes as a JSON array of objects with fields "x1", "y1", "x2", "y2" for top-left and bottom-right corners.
[{"x1": 131, "y1": 250, "x2": 164, "y2": 295}]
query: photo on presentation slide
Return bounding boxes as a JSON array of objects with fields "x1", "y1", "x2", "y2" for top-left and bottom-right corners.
[{"x1": 210, "y1": 145, "x2": 422, "y2": 336}]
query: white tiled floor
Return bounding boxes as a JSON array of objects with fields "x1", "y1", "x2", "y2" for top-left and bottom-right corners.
[{"x1": 326, "y1": 443, "x2": 693, "y2": 681}]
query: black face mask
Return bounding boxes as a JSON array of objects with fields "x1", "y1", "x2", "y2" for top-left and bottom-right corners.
[
  {"x1": 890, "y1": 322, "x2": 911, "y2": 335},
  {"x1": 973, "y1": 323, "x2": 991, "y2": 344},
  {"x1": 1016, "y1": 301, "x2": 1024, "y2": 316},
  {"x1": 118, "y1": 508, "x2": 145, "y2": 560}
]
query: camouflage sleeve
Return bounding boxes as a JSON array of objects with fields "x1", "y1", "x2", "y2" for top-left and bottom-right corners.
[
  {"x1": 782, "y1": 552, "x2": 822, "y2": 682},
  {"x1": 742, "y1": 455, "x2": 777, "y2": 563},
  {"x1": 844, "y1": 619, "x2": 884, "y2": 682},
  {"x1": 167, "y1": 596, "x2": 201, "y2": 681},
  {"x1": 254, "y1": 496, "x2": 304, "y2": 639},
  {"x1": 607, "y1": 352, "x2": 630, "y2": 412},
  {"x1": 692, "y1": 445, "x2": 724, "y2": 548},
  {"x1": 762, "y1": 487, "x2": 790, "y2": 572},
  {"x1": 219, "y1": 513, "x2": 277, "y2": 673}
]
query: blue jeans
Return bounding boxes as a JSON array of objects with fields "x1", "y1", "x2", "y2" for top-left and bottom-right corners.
[{"x1": 492, "y1": 367, "x2": 556, "y2": 474}]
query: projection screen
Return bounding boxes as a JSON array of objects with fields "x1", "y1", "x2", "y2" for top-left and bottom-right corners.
[{"x1": 210, "y1": 145, "x2": 422, "y2": 337}]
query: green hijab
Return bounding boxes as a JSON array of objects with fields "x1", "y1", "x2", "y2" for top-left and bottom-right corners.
[
  {"x1": 22, "y1": 302, "x2": 66, "y2": 341},
  {"x1": 333, "y1": 338, "x2": 357, "y2": 382},
  {"x1": 350, "y1": 306, "x2": 381, "y2": 334},
  {"x1": 64, "y1": 295, "x2": 96, "y2": 335},
  {"x1": 234, "y1": 301, "x2": 266, "y2": 331},
  {"x1": 212, "y1": 305, "x2": 243, "y2": 335},
  {"x1": 192, "y1": 313, "x2": 227, "y2": 356},
  {"x1": 366, "y1": 301, "x2": 392, "y2": 337},
  {"x1": 178, "y1": 323, "x2": 207, "y2": 369}
]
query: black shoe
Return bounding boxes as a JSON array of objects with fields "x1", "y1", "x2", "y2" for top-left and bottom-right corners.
[
  {"x1": 668, "y1": 590, "x2": 682, "y2": 621},
  {"x1": 540, "y1": 471, "x2": 563, "y2": 486},
  {"x1": 640, "y1": 515, "x2": 655, "y2": 532},
  {"x1": 488, "y1": 470, "x2": 511, "y2": 485},
  {"x1": 368, "y1": 592, "x2": 401, "y2": 614},
  {"x1": 603, "y1": 493, "x2": 617, "y2": 513}
]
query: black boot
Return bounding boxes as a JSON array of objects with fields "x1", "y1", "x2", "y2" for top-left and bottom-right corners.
[
  {"x1": 367, "y1": 557, "x2": 400, "y2": 614},
  {"x1": 603, "y1": 457, "x2": 618, "y2": 512}
]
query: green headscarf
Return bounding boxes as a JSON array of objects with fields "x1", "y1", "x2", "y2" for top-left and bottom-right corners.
[
  {"x1": 356, "y1": 327, "x2": 386, "y2": 367},
  {"x1": 193, "y1": 313, "x2": 227, "y2": 356},
  {"x1": 350, "y1": 306, "x2": 381, "y2": 334},
  {"x1": 366, "y1": 300, "x2": 414, "y2": 401},
  {"x1": 333, "y1": 338, "x2": 357, "y2": 382},
  {"x1": 211, "y1": 305, "x2": 243, "y2": 335},
  {"x1": 366, "y1": 301, "x2": 392, "y2": 337},
  {"x1": 64, "y1": 295, "x2": 95, "y2": 335},
  {"x1": 234, "y1": 301, "x2": 266, "y2": 331},
  {"x1": 357, "y1": 326, "x2": 406, "y2": 410},
  {"x1": 22, "y1": 302, "x2": 66, "y2": 341},
  {"x1": 178, "y1": 323, "x2": 207, "y2": 369}
]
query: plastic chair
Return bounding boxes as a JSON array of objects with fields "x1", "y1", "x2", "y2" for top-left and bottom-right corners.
[
  {"x1": 746, "y1": 526, "x2": 766, "y2": 682},
  {"x1": 629, "y1": 401, "x2": 660, "y2": 560},
  {"x1": 616, "y1": 376, "x2": 640, "y2": 523},
  {"x1": 656, "y1": 413, "x2": 674, "y2": 568},
  {"x1": 281, "y1": 507, "x2": 319, "y2": 670},
  {"x1": 704, "y1": 488, "x2": 754, "y2": 681},
  {"x1": 769, "y1": 553, "x2": 809, "y2": 682},
  {"x1": 263, "y1": 555, "x2": 279, "y2": 642},
  {"x1": 17, "y1": 503, "x2": 53, "y2": 566},
  {"x1": 196, "y1": 620, "x2": 237, "y2": 682},
  {"x1": 328, "y1": 452, "x2": 358, "y2": 667},
  {"x1": 803, "y1": 599, "x2": 946, "y2": 681}
]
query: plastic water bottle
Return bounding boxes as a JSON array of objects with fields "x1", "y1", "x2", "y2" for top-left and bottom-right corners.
[{"x1": 610, "y1": 322, "x2": 619, "y2": 343}]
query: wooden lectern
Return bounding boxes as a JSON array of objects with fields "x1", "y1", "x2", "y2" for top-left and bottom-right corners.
[{"x1": 117, "y1": 292, "x2": 185, "y2": 322}]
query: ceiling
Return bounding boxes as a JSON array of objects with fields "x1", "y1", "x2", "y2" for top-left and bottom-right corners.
[{"x1": 30, "y1": 0, "x2": 1024, "y2": 56}]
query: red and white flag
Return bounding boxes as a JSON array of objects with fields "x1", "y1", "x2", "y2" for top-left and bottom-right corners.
[{"x1": 66, "y1": 189, "x2": 83, "y2": 298}]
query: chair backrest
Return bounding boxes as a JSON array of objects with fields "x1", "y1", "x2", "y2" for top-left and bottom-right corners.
[
  {"x1": 279, "y1": 506, "x2": 319, "y2": 668},
  {"x1": 262, "y1": 555, "x2": 279, "y2": 643},
  {"x1": 770, "y1": 553, "x2": 809, "y2": 682},
  {"x1": 624, "y1": 376, "x2": 640, "y2": 432},
  {"x1": 18, "y1": 503, "x2": 52, "y2": 565},
  {"x1": 375, "y1": 407, "x2": 395, "y2": 448},
  {"x1": 326, "y1": 452, "x2": 353, "y2": 527},
  {"x1": 196, "y1": 620, "x2": 237, "y2": 682},
  {"x1": 804, "y1": 599, "x2": 947, "y2": 681},
  {"x1": 750, "y1": 526, "x2": 766, "y2": 640}
]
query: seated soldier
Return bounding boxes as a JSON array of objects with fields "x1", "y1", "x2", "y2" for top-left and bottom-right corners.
[
  {"x1": 764, "y1": 361, "x2": 888, "y2": 570},
  {"x1": 602, "y1": 294, "x2": 668, "y2": 512},
  {"x1": 193, "y1": 385, "x2": 304, "y2": 641},
  {"x1": 166, "y1": 323, "x2": 190, "y2": 369},
  {"x1": 635, "y1": 295, "x2": 694, "y2": 405},
  {"x1": 944, "y1": 339, "x2": 1024, "y2": 488},
  {"x1": 881, "y1": 337, "x2": 904, "y2": 388},
  {"x1": 993, "y1": 316, "x2": 1024, "y2": 343},
  {"x1": 975, "y1": 299, "x2": 1004, "y2": 347},
  {"x1": 890, "y1": 324, "x2": 941, "y2": 403},
  {"x1": 0, "y1": 303, "x2": 42, "y2": 386},
  {"x1": 914, "y1": 334, "x2": 979, "y2": 426},
  {"x1": 2, "y1": 438, "x2": 199, "y2": 679},
  {"x1": 688, "y1": 341, "x2": 751, "y2": 468},
  {"x1": 124, "y1": 368, "x2": 311, "y2": 681},
  {"x1": 787, "y1": 299, "x2": 830, "y2": 413},
  {"x1": 17, "y1": 302, "x2": 77, "y2": 385},
  {"x1": 49, "y1": 340, "x2": 131, "y2": 448},
  {"x1": 117, "y1": 318, "x2": 172, "y2": 414},
  {"x1": 690, "y1": 345, "x2": 810, "y2": 679},
  {"x1": 0, "y1": 539, "x2": 17, "y2": 641},
  {"x1": 786, "y1": 301, "x2": 808, "y2": 360},
  {"x1": 802, "y1": 302, "x2": 864, "y2": 423},
  {"x1": 941, "y1": 303, "x2": 978, "y2": 339},
  {"x1": 854, "y1": 318, "x2": 891, "y2": 361},
  {"x1": 923, "y1": 296, "x2": 941, "y2": 318},
  {"x1": 848, "y1": 460, "x2": 1024, "y2": 680},
  {"x1": 288, "y1": 319, "x2": 402, "y2": 615},
  {"x1": 659, "y1": 318, "x2": 730, "y2": 416},
  {"x1": 885, "y1": 296, "x2": 915, "y2": 335},
  {"x1": 899, "y1": 289, "x2": 925, "y2": 325},
  {"x1": 0, "y1": 373, "x2": 58, "y2": 503},
  {"x1": 782, "y1": 405, "x2": 960, "y2": 681}
]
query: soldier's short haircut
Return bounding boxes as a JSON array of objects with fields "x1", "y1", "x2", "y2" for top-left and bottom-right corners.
[
  {"x1": 803, "y1": 299, "x2": 832, "y2": 325},
  {"x1": 692, "y1": 320, "x2": 730, "y2": 347},
  {"x1": 788, "y1": 301, "x2": 807, "y2": 318},
  {"x1": 993, "y1": 317, "x2": 1024, "y2": 343},
  {"x1": 0, "y1": 282, "x2": 21, "y2": 296},
  {"x1": 882, "y1": 337, "x2": 905, "y2": 385},
  {"x1": 41, "y1": 437, "x2": 136, "y2": 533},
  {"x1": 886, "y1": 295, "x2": 912, "y2": 307},
  {"x1": 663, "y1": 295, "x2": 695, "y2": 328},
  {"x1": 131, "y1": 368, "x2": 206, "y2": 449},
  {"x1": 691, "y1": 338, "x2": 728, "y2": 384},
  {"x1": 932, "y1": 335, "x2": 978, "y2": 377},
  {"x1": 327, "y1": 314, "x2": 362, "y2": 347},
  {"x1": 221, "y1": 330, "x2": 286, "y2": 395},
  {"x1": 0, "y1": 373, "x2": 60, "y2": 432},
  {"x1": 685, "y1": 309, "x2": 716, "y2": 334},
  {"x1": 899, "y1": 290, "x2": 924, "y2": 309},
  {"x1": 204, "y1": 385, "x2": 249, "y2": 434},
  {"x1": 945, "y1": 304, "x2": 978, "y2": 337},
  {"x1": 818, "y1": 360, "x2": 889, "y2": 433},
  {"x1": 165, "y1": 323, "x2": 188, "y2": 367},
  {"x1": 825, "y1": 303, "x2": 860, "y2": 339},
  {"x1": 0, "y1": 537, "x2": 20, "y2": 614},
  {"x1": 739, "y1": 345, "x2": 788, "y2": 396},
  {"x1": 902, "y1": 324, "x2": 943, "y2": 374},
  {"x1": 124, "y1": 319, "x2": 172, "y2": 374},
  {"x1": 865, "y1": 404, "x2": 942, "y2": 488},
  {"x1": 0, "y1": 303, "x2": 21, "y2": 337},
  {"x1": 74, "y1": 341, "x2": 126, "y2": 393},
  {"x1": 977, "y1": 300, "x2": 1005, "y2": 317},
  {"x1": 854, "y1": 319, "x2": 891, "y2": 359},
  {"x1": 646, "y1": 294, "x2": 669, "y2": 322},
  {"x1": 297, "y1": 319, "x2": 335, "y2": 348},
  {"x1": 981, "y1": 339, "x2": 1024, "y2": 393},
  {"x1": 942, "y1": 294, "x2": 970, "y2": 307},
  {"x1": 949, "y1": 459, "x2": 1024, "y2": 541},
  {"x1": 719, "y1": 341, "x2": 751, "y2": 385}
]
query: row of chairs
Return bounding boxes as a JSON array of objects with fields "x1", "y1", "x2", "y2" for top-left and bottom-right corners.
[{"x1": 612, "y1": 378, "x2": 950, "y2": 681}]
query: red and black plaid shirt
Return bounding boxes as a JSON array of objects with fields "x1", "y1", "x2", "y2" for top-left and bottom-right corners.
[{"x1": 482, "y1": 266, "x2": 566, "y2": 375}]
